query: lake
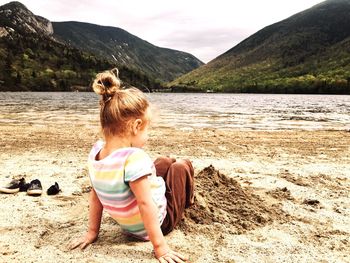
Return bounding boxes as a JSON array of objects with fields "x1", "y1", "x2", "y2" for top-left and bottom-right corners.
[{"x1": 0, "y1": 92, "x2": 349, "y2": 131}]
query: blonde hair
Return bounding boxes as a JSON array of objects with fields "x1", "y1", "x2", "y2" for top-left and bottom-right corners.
[{"x1": 92, "y1": 68, "x2": 149, "y2": 137}]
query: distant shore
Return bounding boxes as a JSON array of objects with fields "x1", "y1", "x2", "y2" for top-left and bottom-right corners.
[{"x1": 2, "y1": 89, "x2": 350, "y2": 95}]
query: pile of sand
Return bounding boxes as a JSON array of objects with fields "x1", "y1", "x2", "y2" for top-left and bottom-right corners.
[{"x1": 182, "y1": 165, "x2": 289, "y2": 234}]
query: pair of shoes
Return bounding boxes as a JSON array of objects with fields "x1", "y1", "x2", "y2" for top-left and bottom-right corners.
[
  {"x1": 0, "y1": 178, "x2": 60, "y2": 196},
  {"x1": 0, "y1": 178, "x2": 43, "y2": 196},
  {"x1": 0, "y1": 178, "x2": 25, "y2": 194}
]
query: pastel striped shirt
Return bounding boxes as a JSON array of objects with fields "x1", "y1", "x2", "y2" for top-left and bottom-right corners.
[{"x1": 88, "y1": 140, "x2": 167, "y2": 240}]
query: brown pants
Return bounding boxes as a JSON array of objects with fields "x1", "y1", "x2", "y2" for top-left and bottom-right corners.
[{"x1": 154, "y1": 157, "x2": 194, "y2": 235}]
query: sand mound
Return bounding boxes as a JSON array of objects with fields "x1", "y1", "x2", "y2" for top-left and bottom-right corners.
[{"x1": 183, "y1": 165, "x2": 288, "y2": 234}]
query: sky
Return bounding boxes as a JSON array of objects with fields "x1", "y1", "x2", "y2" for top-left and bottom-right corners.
[{"x1": 0, "y1": 0, "x2": 326, "y2": 62}]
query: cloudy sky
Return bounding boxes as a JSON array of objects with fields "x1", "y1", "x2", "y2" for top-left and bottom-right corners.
[{"x1": 1, "y1": 0, "x2": 325, "y2": 62}]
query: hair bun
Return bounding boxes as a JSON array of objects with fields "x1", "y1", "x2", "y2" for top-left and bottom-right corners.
[{"x1": 92, "y1": 68, "x2": 121, "y2": 96}]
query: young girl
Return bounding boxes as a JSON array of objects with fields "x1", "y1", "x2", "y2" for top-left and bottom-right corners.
[{"x1": 69, "y1": 69, "x2": 194, "y2": 263}]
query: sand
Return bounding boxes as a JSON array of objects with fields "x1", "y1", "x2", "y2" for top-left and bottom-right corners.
[{"x1": 0, "y1": 123, "x2": 349, "y2": 263}]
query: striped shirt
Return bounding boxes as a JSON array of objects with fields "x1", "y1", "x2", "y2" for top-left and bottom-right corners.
[{"x1": 88, "y1": 140, "x2": 167, "y2": 240}]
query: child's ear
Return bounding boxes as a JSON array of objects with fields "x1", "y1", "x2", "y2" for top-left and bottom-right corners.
[{"x1": 132, "y1": 119, "x2": 143, "y2": 135}]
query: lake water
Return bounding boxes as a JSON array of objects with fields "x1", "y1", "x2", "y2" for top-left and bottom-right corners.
[{"x1": 0, "y1": 92, "x2": 349, "y2": 131}]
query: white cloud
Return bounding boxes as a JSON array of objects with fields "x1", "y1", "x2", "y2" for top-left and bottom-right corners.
[{"x1": 0, "y1": 0, "x2": 325, "y2": 62}]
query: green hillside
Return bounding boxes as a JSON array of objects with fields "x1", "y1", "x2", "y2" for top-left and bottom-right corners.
[
  {"x1": 170, "y1": 0, "x2": 350, "y2": 94},
  {"x1": 0, "y1": 32, "x2": 159, "y2": 91}
]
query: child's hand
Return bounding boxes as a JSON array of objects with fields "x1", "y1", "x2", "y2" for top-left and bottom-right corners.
[
  {"x1": 69, "y1": 231, "x2": 98, "y2": 250},
  {"x1": 157, "y1": 250, "x2": 188, "y2": 263}
]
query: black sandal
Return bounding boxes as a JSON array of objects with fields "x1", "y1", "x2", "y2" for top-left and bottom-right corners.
[{"x1": 47, "y1": 182, "x2": 61, "y2": 195}]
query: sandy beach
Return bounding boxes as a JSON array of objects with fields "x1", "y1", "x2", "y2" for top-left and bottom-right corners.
[{"x1": 0, "y1": 122, "x2": 349, "y2": 262}]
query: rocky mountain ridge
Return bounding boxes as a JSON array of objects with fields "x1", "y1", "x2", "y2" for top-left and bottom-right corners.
[{"x1": 0, "y1": 1, "x2": 53, "y2": 36}]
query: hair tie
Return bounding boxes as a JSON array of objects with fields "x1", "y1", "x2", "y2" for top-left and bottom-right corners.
[
  {"x1": 104, "y1": 96, "x2": 112, "y2": 103},
  {"x1": 111, "y1": 68, "x2": 119, "y2": 78},
  {"x1": 99, "y1": 96, "x2": 112, "y2": 108}
]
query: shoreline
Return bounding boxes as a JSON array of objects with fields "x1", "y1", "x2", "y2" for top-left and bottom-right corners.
[{"x1": 2, "y1": 90, "x2": 350, "y2": 95}]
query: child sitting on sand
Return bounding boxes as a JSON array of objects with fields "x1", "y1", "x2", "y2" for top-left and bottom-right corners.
[{"x1": 69, "y1": 69, "x2": 194, "y2": 262}]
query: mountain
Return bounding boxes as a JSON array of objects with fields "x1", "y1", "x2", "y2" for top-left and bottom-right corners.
[
  {"x1": 0, "y1": 1, "x2": 54, "y2": 36},
  {"x1": 170, "y1": 0, "x2": 350, "y2": 94},
  {"x1": 0, "y1": 1, "x2": 162, "y2": 91},
  {"x1": 52, "y1": 22, "x2": 203, "y2": 82}
]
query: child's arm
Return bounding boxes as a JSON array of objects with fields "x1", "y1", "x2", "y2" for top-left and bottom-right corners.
[
  {"x1": 69, "y1": 188, "x2": 103, "y2": 250},
  {"x1": 130, "y1": 177, "x2": 187, "y2": 262}
]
